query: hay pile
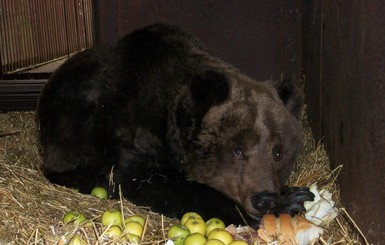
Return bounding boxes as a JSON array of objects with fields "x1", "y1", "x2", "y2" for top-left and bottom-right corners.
[{"x1": 0, "y1": 110, "x2": 366, "y2": 244}]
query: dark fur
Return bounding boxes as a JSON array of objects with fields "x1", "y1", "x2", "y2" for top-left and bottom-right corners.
[{"x1": 37, "y1": 24, "x2": 313, "y2": 227}]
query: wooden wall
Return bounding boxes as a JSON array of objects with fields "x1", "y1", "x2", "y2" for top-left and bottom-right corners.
[
  {"x1": 302, "y1": 1, "x2": 385, "y2": 243},
  {"x1": 93, "y1": 0, "x2": 302, "y2": 82}
]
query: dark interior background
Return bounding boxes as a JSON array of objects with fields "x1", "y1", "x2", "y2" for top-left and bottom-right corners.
[
  {"x1": 94, "y1": 0, "x2": 302, "y2": 82},
  {"x1": 94, "y1": 0, "x2": 384, "y2": 243}
]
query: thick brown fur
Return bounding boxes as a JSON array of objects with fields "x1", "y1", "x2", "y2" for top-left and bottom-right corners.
[{"x1": 37, "y1": 24, "x2": 313, "y2": 227}]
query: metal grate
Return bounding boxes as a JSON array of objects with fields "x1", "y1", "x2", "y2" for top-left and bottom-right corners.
[{"x1": 0, "y1": 0, "x2": 94, "y2": 75}]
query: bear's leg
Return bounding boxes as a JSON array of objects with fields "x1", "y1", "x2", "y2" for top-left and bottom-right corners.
[
  {"x1": 43, "y1": 167, "x2": 106, "y2": 193},
  {"x1": 113, "y1": 165, "x2": 260, "y2": 227},
  {"x1": 41, "y1": 143, "x2": 112, "y2": 193}
]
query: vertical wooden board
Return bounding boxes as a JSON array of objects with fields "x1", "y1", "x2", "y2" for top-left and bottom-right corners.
[
  {"x1": 281, "y1": 0, "x2": 303, "y2": 84},
  {"x1": 93, "y1": 0, "x2": 119, "y2": 45},
  {"x1": 326, "y1": 1, "x2": 385, "y2": 243},
  {"x1": 304, "y1": 0, "x2": 385, "y2": 243},
  {"x1": 301, "y1": 0, "x2": 323, "y2": 140}
]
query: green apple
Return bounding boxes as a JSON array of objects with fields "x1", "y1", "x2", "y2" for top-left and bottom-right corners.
[
  {"x1": 184, "y1": 218, "x2": 207, "y2": 236},
  {"x1": 167, "y1": 224, "x2": 190, "y2": 245},
  {"x1": 104, "y1": 225, "x2": 122, "y2": 238},
  {"x1": 101, "y1": 209, "x2": 123, "y2": 226},
  {"x1": 228, "y1": 240, "x2": 248, "y2": 245},
  {"x1": 90, "y1": 186, "x2": 108, "y2": 199},
  {"x1": 183, "y1": 233, "x2": 207, "y2": 245},
  {"x1": 67, "y1": 235, "x2": 86, "y2": 245},
  {"x1": 207, "y1": 229, "x2": 233, "y2": 245},
  {"x1": 204, "y1": 239, "x2": 225, "y2": 245},
  {"x1": 181, "y1": 212, "x2": 203, "y2": 225},
  {"x1": 125, "y1": 215, "x2": 145, "y2": 226},
  {"x1": 123, "y1": 221, "x2": 144, "y2": 237},
  {"x1": 63, "y1": 211, "x2": 86, "y2": 226},
  {"x1": 205, "y1": 218, "x2": 225, "y2": 236},
  {"x1": 126, "y1": 233, "x2": 141, "y2": 244}
]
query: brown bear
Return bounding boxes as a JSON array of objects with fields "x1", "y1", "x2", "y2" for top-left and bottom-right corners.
[{"x1": 37, "y1": 24, "x2": 313, "y2": 227}]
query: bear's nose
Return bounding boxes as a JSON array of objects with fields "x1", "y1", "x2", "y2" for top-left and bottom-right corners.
[{"x1": 252, "y1": 192, "x2": 279, "y2": 214}]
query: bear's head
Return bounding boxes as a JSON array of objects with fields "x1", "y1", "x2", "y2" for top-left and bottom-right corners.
[{"x1": 173, "y1": 67, "x2": 304, "y2": 219}]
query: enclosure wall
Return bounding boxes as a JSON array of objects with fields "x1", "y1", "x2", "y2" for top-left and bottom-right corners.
[
  {"x1": 302, "y1": 1, "x2": 385, "y2": 243},
  {"x1": 93, "y1": 0, "x2": 302, "y2": 82}
]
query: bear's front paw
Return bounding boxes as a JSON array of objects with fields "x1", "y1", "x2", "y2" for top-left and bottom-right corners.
[{"x1": 276, "y1": 186, "x2": 315, "y2": 216}]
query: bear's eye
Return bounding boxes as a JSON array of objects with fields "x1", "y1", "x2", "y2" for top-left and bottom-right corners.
[
  {"x1": 233, "y1": 146, "x2": 244, "y2": 160},
  {"x1": 272, "y1": 145, "x2": 283, "y2": 162}
]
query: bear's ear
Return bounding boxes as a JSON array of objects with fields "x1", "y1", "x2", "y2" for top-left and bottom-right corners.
[
  {"x1": 277, "y1": 78, "x2": 303, "y2": 118},
  {"x1": 189, "y1": 68, "x2": 230, "y2": 118}
]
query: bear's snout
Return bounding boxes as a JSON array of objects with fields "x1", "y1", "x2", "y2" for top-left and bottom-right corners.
[{"x1": 252, "y1": 191, "x2": 279, "y2": 214}]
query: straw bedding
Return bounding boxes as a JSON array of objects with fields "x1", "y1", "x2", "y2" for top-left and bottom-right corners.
[{"x1": 0, "y1": 109, "x2": 367, "y2": 244}]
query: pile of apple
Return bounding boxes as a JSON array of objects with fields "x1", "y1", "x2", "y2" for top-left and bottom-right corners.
[
  {"x1": 63, "y1": 209, "x2": 145, "y2": 243},
  {"x1": 167, "y1": 212, "x2": 248, "y2": 245},
  {"x1": 62, "y1": 187, "x2": 145, "y2": 244},
  {"x1": 62, "y1": 187, "x2": 250, "y2": 245}
]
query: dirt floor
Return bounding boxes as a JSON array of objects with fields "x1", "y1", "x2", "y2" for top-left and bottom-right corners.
[{"x1": 0, "y1": 109, "x2": 366, "y2": 244}]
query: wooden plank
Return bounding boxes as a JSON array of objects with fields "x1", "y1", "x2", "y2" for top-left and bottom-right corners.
[
  {"x1": 0, "y1": 79, "x2": 47, "y2": 111},
  {"x1": 0, "y1": 58, "x2": 67, "y2": 111},
  {"x1": 303, "y1": 1, "x2": 385, "y2": 243}
]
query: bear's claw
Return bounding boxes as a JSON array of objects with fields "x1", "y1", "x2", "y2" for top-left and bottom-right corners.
[{"x1": 276, "y1": 186, "x2": 315, "y2": 216}]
